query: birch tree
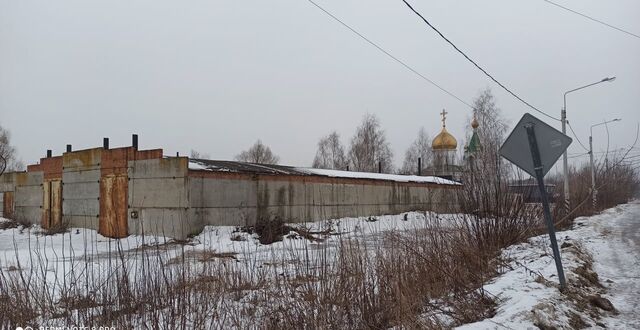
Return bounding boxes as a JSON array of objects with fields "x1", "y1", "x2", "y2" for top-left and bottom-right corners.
[
  {"x1": 400, "y1": 127, "x2": 432, "y2": 175},
  {"x1": 312, "y1": 131, "x2": 347, "y2": 170},
  {"x1": 235, "y1": 140, "x2": 280, "y2": 164},
  {"x1": 348, "y1": 114, "x2": 394, "y2": 173}
]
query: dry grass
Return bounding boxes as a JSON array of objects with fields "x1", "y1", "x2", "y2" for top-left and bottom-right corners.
[
  {"x1": 0, "y1": 162, "x2": 635, "y2": 329},
  {"x1": 0, "y1": 209, "x2": 515, "y2": 329}
]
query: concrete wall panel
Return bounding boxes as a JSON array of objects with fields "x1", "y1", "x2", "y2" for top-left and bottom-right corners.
[
  {"x1": 188, "y1": 172, "x2": 459, "y2": 228},
  {"x1": 13, "y1": 171, "x2": 43, "y2": 225},
  {"x1": 62, "y1": 181, "x2": 100, "y2": 200},
  {"x1": 129, "y1": 157, "x2": 188, "y2": 179},
  {"x1": 129, "y1": 177, "x2": 188, "y2": 208},
  {"x1": 15, "y1": 186, "x2": 42, "y2": 207},
  {"x1": 66, "y1": 215, "x2": 99, "y2": 231},
  {"x1": 128, "y1": 208, "x2": 196, "y2": 238},
  {"x1": 63, "y1": 150, "x2": 101, "y2": 226},
  {"x1": 127, "y1": 157, "x2": 191, "y2": 238},
  {"x1": 63, "y1": 199, "x2": 100, "y2": 217},
  {"x1": 14, "y1": 207, "x2": 41, "y2": 225}
]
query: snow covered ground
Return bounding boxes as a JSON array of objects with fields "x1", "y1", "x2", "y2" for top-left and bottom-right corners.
[
  {"x1": 1, "y1": 202, "x2": 638, "y2": 328},
  {"x1": 0, "y1": 211, "x2": 450, "y2": 288},
  {"x1": 459, "y1": 201, "x2": 640, "y2": 329}
]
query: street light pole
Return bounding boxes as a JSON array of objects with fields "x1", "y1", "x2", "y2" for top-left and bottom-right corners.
[
  {"x1": 589, "y1": 118, "x2": 621, "y2": 209},
  {"x1": 562, "y1": 76, "x2": 616, "y2": 211},
  {"x1": 589, "y1": 135, "x2": 595, "y2": 208}
]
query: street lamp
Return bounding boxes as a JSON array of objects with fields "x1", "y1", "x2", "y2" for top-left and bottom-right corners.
[
  {"x1": 589, "y1": 118, "x2": 621, "y2": 209},
  {"x1": 561, "y1": 76, "x2": 616, "y2": 210}
]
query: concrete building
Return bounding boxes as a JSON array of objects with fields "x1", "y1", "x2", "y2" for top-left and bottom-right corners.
[{"x1": 0, "y1": 136, "x2": 461, "y2": 239}]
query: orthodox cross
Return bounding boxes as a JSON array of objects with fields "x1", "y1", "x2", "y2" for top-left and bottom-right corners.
[{"x1": 440, "y1": 109, "x2": 448, "y2": 127}]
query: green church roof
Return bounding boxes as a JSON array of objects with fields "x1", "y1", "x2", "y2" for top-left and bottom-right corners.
[{"x1": 466, "y1": 131, "x2": 482, "y2": 154}]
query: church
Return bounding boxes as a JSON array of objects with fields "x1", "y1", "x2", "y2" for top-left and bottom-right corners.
[{"x1": 424, "y1": 109, "x2": 482, "y2": 182}]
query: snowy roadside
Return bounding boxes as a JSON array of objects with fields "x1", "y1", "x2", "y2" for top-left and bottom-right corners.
[
  {"x1": 458, "y1": 201, "x2": 640, "y2": 329},
  {"x1": 0, "y1": 211, "x2": 454, "y2": 284}
]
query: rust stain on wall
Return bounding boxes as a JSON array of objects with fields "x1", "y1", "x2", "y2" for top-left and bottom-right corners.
[
  {"x1": 99, "y1": 174, "x2": 128, "y2": 238},
  {"x1": 51, "y1": 180, "x2": 62, "y2": 227},
  {"x1": 101, "y1": 147, "x2": 163, "y2": 176},
  {"x1": 14, "y1": 172, "x2": 29, "y2": 186},
  {"x1": 42, "y1": 181, "x2": 50, "y2": 228},
  {"x1": 98, "y1": 146, "x2": 164, "y2": 238},
  {"x1": 3, "y1": 192, "x2": 14, "y2": 219},
  {"x1": 42, "y1": 180, "x2": 62, "y2": 229}
]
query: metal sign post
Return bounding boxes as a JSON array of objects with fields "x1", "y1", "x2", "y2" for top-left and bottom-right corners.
[
  {"x1": 524, "y1": 122, "x2": 567, "y2": 290},
  {"x1": 500, "y1": 113, "x2": 572, "y2": 291}
]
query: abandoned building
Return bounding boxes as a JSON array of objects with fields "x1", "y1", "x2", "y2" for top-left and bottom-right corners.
[{"x1": 0, "y1": 135, "x2": 460, "y2": 239}]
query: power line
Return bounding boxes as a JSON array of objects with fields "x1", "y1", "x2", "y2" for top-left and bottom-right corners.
[
  {"x1": 541, "y1": 0, "x2": 640, "y2": 40},
  {"x1": 568, "y1": 152, "x2": 588, "y2": 159},
  {"x1": 306, "y1": 0, "x2": 475, "y2": 109},
  {"x1": 400, "y1": 0, "x2": 560, "y2": 122},
  {"x1": 566, "y1": 120, "x2": 590, "y2": 152}
]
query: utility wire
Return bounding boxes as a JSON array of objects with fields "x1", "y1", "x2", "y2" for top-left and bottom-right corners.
[
  {"x1": 541, "y1": 0, "x2": 640, "y2": 40},
  {"x1": 306, "y1": 0, "x2": 474, "y2": 109},
  {"x1": 566, "y1": 120, "x2": 590, "y2": 152},
  {"x1": 400, "y1": 0, "x2": 560, "y2": 122},
  {"x1": 568, "y1": 152, "x2": 588, "y2": 159}
]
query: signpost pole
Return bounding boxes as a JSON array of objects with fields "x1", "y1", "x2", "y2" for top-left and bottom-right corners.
[{"x1": 524, "y1": 123, "x2": 567, "y2": 291}]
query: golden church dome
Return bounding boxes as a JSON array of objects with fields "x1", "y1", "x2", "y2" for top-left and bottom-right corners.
[
  {"x1": 432, "y1": 127, "x2": 458, "y2": 150},
  {"x1": 432, "y1": 109, "x2": 458, "y2": 150}
]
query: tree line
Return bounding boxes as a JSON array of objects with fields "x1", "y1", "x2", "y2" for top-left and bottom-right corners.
[
  {"x1": 229, "y1": 88, "x2": 506, "y2": 175},
  {"x1": 1, "y1": 88, "x2": 505, "y2": 176}
]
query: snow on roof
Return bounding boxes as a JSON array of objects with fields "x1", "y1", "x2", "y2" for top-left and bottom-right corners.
[
  {"x1": 188, "y1": 159, "x2": 459, "y2": 185},
  {"x1": 295, "y1": 167, "x2": 459, "y2": 185}
]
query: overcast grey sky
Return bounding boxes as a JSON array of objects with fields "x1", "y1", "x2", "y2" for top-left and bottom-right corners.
[{"x1": 1, "y1": 0, "x2": 639, "y2": 169}]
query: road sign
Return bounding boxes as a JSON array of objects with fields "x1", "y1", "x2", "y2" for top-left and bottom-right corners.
[
  {"x1": 499, "y1": 113, "x2": 571, "y2": 291},
  {"x1": 500, "y1": 113, "x2": 572, "y2": 178}
]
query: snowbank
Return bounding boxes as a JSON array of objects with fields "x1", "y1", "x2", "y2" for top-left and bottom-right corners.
[{"x1": 458, "y1": 202, "x2": 640, "y2": 329}]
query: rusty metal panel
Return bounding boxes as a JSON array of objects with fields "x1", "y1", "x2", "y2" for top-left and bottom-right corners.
[
  {"x1": 42, "y1": 181, "x2": 51, "y2": 228},
  {"x1": 51, "y1": 180, "x2": 62, "y2": 227},
  {"x1": 3, "y1": 191, "x2": 14, "y2": 219},
  {"x1": 42, "y1": 180, "x2": 63, "y2": 228},
  {"x1": 99, "y1": 174, "x2": 128, "y2": 238}
]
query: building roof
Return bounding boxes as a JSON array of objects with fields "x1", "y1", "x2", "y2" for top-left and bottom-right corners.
[
  {"x1": 188, "y1": 159, "x2": 459, "y2": 185},
  {"x1": 466, "y1": 130, "x2": 482, "y2": 154},
  {"x1": 188, "y1": 159, "x2": 306, "y2": 175}
]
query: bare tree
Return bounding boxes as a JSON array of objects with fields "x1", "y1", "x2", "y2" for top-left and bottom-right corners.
[
  {"x1": 348, "y1": 114, "x2": 394, "y2": 173},
  {"x1": 468, "y1": 88, "x2": 508, "y2": 155},
  {"x1": 235, "y1": 140, "x2": 280, "y2": 164},
  {"x1": 190, "y1": 149, "x2": 210, "y2": 159},
  {"x1": 0, "y1": 125, "x2": 24, "y2": 175},
  {"x1": 465, "y1": 88, "x2": 508, "y2": 174},
  {"x1": 461, "y1": 88, "x2": 510, "y2": 212},
  {"x1": 400, "y1": 127, "x2": 432, "y2": 175},
  {"x1": 312, "y1": 131, "x2": 347, "y2": 170}
]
